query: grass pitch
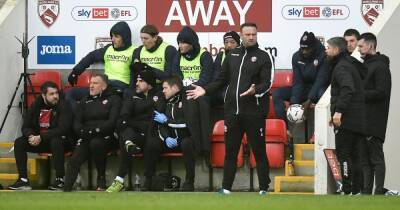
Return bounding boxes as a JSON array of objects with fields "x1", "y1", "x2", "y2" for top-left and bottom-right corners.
[{"x1": 0, "y1": 191, "x2": 399, "y2": 210}]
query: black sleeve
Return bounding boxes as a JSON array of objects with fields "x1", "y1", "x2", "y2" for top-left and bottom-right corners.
[
  {"x1": 194, "y1": 52, "x2": 214, "y2": 87},
  {"x1": 96, "y1": 95, "x2": 122, "y2": 135},
  {"x1": 334, "y1": 66, "x2": 356, "y2": 113},
  {"x1": 72, "y1": 45, "x2": 108, "y2": 75},
  {"x1": 365, "y1": 65, "x2": 391, "y2": 103},
  {"x1": 21, "y1": 100, "x2": 38, "y2": 137},
  {"x1": 290, "y1": 55, "x2": 304, "y2": 104},
  {"x1": 171, "y1": 54, "x2": 183, "y2": 78},
  {"x1": 129, "y1": 48, "x2": 141, "y2": 89},
  {"x1": 308, "y1": 57, "x2": 330, "y2": 103},
  {"x1": 73, "y1": 100, "x2": 85, "y2": 135},
  {"x1": 40, "y1": 102, "x2": 72, "y2": 141},
  {"x1": 254, "y1": 51, "x2": 273, "y2": 97},
  {"x1": 161, "y1": 45, "x2": 178, "y2": 79},
  {"x1": 204, "y1": 53, "x2": 230, "y2": 95},
  {"x1": 153, "y1": 98, "x2": 169, "y2": 141}
]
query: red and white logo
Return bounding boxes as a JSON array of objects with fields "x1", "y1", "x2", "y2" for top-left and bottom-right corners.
[
  {"x1": 95, "y1": 37, "x2": 112, "y2": 50},
  {"x1": 361, "y1": 0, "x2": 384, "y2": 26},
  {"x1": 146, "y1": 0, "x2": 272, "y2": 32},
  {"x1": 38, "y1": 0, "x2": 59, "y2": 27}
]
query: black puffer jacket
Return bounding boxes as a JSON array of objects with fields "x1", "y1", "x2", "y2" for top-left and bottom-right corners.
[
  {"x1": 330, "y1": 53, "x2": 366, "y2": 134},
  {"x1": 363, "y1": 53, "x2": 391, "y2": 140},
  {"x1": 22, "y1": 97, "x2": 72, "y2": 141},
  {"x1": 205, "y1": 44, "x2": 274, "y2": 117},
  {"x1": 74, "y1": 87, "x2": 121, "y2": 138}
]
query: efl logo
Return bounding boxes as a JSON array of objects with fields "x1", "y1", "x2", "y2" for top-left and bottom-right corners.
[
  {"x1": 282, "y1": 5, "x2": 349, "y2": 20},
  {"x1": 71, "y1": 6, "x2": 138, "y2": 21},
  {"x1": 37, "y1": 36, "x2": 75, "y2": 64},
  {"x1": 146, "y1": 0, "x2": 272, "y2": 32}
]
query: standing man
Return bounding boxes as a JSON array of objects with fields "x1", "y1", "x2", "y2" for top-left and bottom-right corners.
[
  {"x1": 67, "y1": 21, "x2": 136, "y2": 105},
  {"x1": 9, "y1": 81, "x2": 72, "y2": 190},
  {"x1": 187, "y1": 23, "x2": 274, "y2": 195},
  {"x1": 132, "y1": 25, "x2": 177, "y2": 82},
  {"x1": 106, "y1": 69, "x2": 160, "y2": 193},
  {"x1": 343, "y1": 29, "x2": 360, "y2": 55},
  {"x1": 64, "y1": 73, "x2": 121, "y2": 191},
  {"x1": 172, "y1": 26, "x2": 214, "y2": 87},
  {"x1": 358, "y1": 32, "x2": 391, "y2": 195},
  {"x1": 326, "y1": 37, "x2": 366, "y2": 195}
]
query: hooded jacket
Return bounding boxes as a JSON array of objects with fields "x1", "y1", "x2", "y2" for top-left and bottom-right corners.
[
  {"x1": 362, "y1": 53, "x2": 391, "y2": 140},
  {"x1": 291, "y1": 41, "x2": 330, "y2": 104},
  {"x1": 330, "y1": 53, "x2": 366, "y2": 134},
  {"x1": 132, "y1": 37, "x2": 177, "y2": 81},
  {"x1": 74, "y1": 87, "x2": 122, "y2": 139},
  {"x1": 172, "y1": 26, "x2": 214, "y2": 87},
  {"x1": 71, "y1": 21, "x2": 137, "y2": 85},
  {"x1": 22, "y1": 96, "x2": 72, "y2": 141},
  {"x1": 205, "y1": 43, "x2": 274, "y2": 117}
]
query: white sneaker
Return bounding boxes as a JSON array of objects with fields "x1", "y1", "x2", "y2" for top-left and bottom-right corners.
[
  {"x1": 259, "y1": 190, "x2": 268, "y2": 195},
  {"x1": 218, "y1": 188, "x2": 231, "y2": 195}
]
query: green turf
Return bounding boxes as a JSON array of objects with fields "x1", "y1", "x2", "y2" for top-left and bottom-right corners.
[{"x1": 0, "y1": 192, "x2": 399, "y2": 210}]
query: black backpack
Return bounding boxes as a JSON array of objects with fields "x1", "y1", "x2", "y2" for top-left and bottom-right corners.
[{"x1": 151, "y1": 173, "x2": 181, "y2": 191}]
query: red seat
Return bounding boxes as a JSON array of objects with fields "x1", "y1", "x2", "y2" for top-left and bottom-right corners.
[
  {"x1": 27, "y1": 70, "x2": 62, "y2": 107},
  {"x1": 210, "y1": 120, "x2": 243, "y2": 168},
  {"x1": 271, "y1": 70, "x2": 293, "y2": 91},
  {"x1": 63, "y1": 71, "x2": 93, "y2": 92},
  {"x1": 265, "y1": 119, "x2": 288, "y2": 145},
  {"x1": 249, "y1": 143, "x2": 285, "y2": 168}
]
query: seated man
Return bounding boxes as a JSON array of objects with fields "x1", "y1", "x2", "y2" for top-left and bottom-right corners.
[
  {"x1": 143, "y1": 76, "x2": 208, "y2": 191},
  {"x1": 9, "y1": 81, "x2": 72, "y2": 190},
  {"x1": 64, "y1": 73, "x2": 121, "y2": 191},
  {"x1": 272, "y1": 31, "x2": 330, "y2": 135},
  {"x1": 106, "y1": 69, "x2": 161, "y2": 193}
]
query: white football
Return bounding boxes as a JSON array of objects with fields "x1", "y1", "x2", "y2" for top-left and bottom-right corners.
[{"x1": 287, "y1": 104, "x2": 305, "y2": 124}]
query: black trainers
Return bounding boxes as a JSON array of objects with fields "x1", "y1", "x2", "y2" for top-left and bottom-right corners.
[
  {"x1": 8, "y1": 178, "x2": 32, "y2": 190},
  {"x1": 49, "y1": 177, "x2": 64, "y2": 191},
  {"x1": 96, "y1": 176, "x2": 107, "y2": 191},
  {"x1": 181, "y1": 181, "x2": 194, "y2": 192},
  {"x1": 125, "y1": 141, "x2": 142, "y2": 155}
]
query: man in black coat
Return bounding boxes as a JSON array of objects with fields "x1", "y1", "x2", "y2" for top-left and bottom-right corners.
[
  {"x1": 187, "y1": 23, "x2": 273, "y2": 195},
  {"x1": 106, "y1": 69, "x2": 161, "y2": 193},
  {"x1": 9, "y1": 81, "x2": 72, "y2": 190},
  {"x1": 143, "y1": 76, "x2": 209, "y2": 192},
  {"x1": 64, "y1": 73, "x2": 121, "y2": 191},
  {"x1": 326, "y1": 37, "x2": 366, "y2": 195},
  {"x1": 358, "y1": 32, "x2": 392, "y2": 195}
]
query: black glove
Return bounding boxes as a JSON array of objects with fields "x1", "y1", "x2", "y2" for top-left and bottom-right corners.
[
  {"x1": 133, "y1": 62, "x2": 151, "y2": 73},
  {"x1": 68, "y1": 72, "x2": 79, "y2": 86}
]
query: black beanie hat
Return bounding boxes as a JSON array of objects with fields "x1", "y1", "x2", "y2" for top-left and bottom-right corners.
[
  {"x1": 137, "y1": 69, "x2": 156, "y2": 87},
  {"x1": 300, "y1": 31, "x2": 317, "y2": 49},
  {"x1": 110, "y1": 21, "x2": 132, "y2": 49},
  {"x1": 177, "y1": 26, "x2": 199, "y2": 46},
  {"x1": 223, "y1": 31, "x2": 240, "y2": 45}
]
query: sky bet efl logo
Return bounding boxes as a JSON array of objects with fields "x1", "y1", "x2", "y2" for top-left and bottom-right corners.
[
  {"x1": 37, "y1": 36, "x2": 75, "y2": 64},
  {"x1": 282, "y1": 5, "x2": 350, "y2": 20}
]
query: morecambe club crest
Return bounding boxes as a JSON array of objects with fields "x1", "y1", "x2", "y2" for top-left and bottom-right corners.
[
  {"x1": 38, "y1": 0, "x2": 59, "y2": 27},
  {"x1": 361, "y1": 0, "x2": 384, "y2": 26}
]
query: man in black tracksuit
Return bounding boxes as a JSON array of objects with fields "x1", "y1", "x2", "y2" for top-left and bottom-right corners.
[
  {"x1": 187, "y1": 23, "x2": 274, "y2": 194},
  {"x1": 326, "y1": 37, "x2": 366, "y2": 195},
  {"x1": 358, "y1": 33, "x2": 392, "y2": 195},
  {"x1": 9, "y1": 82, "x2": 72, "y2": 191},
  {"x1": 106, "y1": 69, "x2": 161, "y2": 192},
  {"x1": 172, "y1": 26, "x2": 214, "y2": 87},
  {"x1": 64, "y1": 73, "x2": 121, "y2": 191},
  {"x1": 144, "y1": 76, "x2": 209, "y2": 192},
  {"x1": 66, "y1": 21, "x2": 136, "y2": 107},
  {"x1": 273, "y1": 31, "x2": 330, "y2": 128}
]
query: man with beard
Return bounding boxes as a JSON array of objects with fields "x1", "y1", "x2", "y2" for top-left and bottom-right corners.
[
  {"x1": 326, "y1": 37, "x2": 366, "y2": 195},
  {"x1": 358, "y1": 32, "x2": 391, "y2": 195},
  {"x1": 9, "y1": 81, "x2": 72, "y2": 190}
]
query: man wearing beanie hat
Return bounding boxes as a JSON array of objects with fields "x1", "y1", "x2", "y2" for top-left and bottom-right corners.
[
  {"x1": 172, "y1": 26, "x2": 214, "y2": 87},
  {"x1": 106, "y1": 69, "x2": 162, "y2": 192},
  {"x1": 132, "y1": 25, "x2": 178, "y2": 83},
  {"x1": 211, "y1": 31, "x2": 241, "y2": 106},
  {"x1": 66, "y1": 21, "x2": 137, "y2": 109},
  {"x1": 272, "y1": 31, "x2": 330, "y2": 140}
]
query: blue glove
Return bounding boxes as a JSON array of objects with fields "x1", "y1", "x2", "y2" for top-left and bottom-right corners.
[
  {"x1": 165, "y1": 137, "x2": 178, "y2": 148},
  {"x1": 153, "y1": 111, "x2": 168, "y2": 124}
]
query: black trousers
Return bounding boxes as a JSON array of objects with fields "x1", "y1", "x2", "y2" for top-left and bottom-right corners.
[
  {"x1": 223, "y1": 114, "x2": 271, "y2": 191},
  {"x1": 116, "y1": 127, "x2": 146, "y2": 178},
  {"x1": 335, "y1": 128, "x2": 362, "y2": 194},
  {"x1": 360, "y1": 136, "x2": 386, "y2": 194},
  {"x1": 65, "y1": 136, "x2": 116, "y2": 187},
  {"x1": 14, "y1": 136, "x2": 69, "y2": 179},
  {"x1": 144, "y1": 135, "x2": 195, "y2": 183}
]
